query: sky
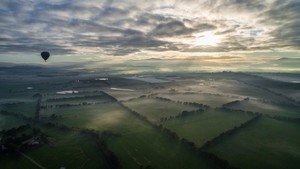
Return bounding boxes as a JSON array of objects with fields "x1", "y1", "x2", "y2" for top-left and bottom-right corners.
[{"x1": 0, "y1": 0, "x2": 299, "y2": 65}]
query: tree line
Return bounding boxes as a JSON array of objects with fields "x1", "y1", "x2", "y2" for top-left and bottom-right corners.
[
  {"x1": 45, "y1": 93, "x2": 110, "y2": 102},
  {"x1": 159, "y1": 108, "x2": 205, "y2": 123},
  {"x1": 149, "y1": 95, "x2": 210, "y2": 110},
  {"x1": 122, "y1": 94, "x2": 210, "y2": 110}
]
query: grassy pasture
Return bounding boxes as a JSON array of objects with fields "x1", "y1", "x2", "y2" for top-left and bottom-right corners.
[
  {"x1": 41, "y1": 100, "x2": 217, "y2": 169},
  {"x1": 226, "y1": 99, "x2": 300, "y2": 118},
  {"x1": 0, "y1": 114, "x2": 27, "y2": 130},
  {"x1": 122, "y1": 98, "x2": 199, "y2": 123},
  {"x1": 1, "y1": 101, "x2": 36, "y2": 117},
  {"x1": 213, "y1": 79, "x2": 291, "y2": 103},
  {"x1": 152, "y1": 79, "x2": 217, "y2": 95},
  {"x1": 0, "y1": 128, "x2": 110, "y2": 169},
  {"x1": 107, "y1": 127, "x2": 217, "y2": 169},
  {"x1": 0, "y1": 154, "x2": 40, "y2": 169},
  {"x1": 2, "y1": 72, "x2": 300, "y2": 169},
  {"x1": 164, "y1": 109, "x2": 253, "y2": 147},
  {"x1": 0, "y1": 83, "x2": 37, "y2": 100},
  {"x1": 40, "y1": 97, "x2": 217, "y2": 169},
  {"x1": 108, "y1": 77, "x2": 151, "y2": 88},
  {"x1": 157, "y1": 78, "x2": 290, "y2": 104},
  {"x1": 40, "y1": 102, "x2": 145, "y2": 133},
  {"x1": 207, "y1": 117, "x2": 300, "y2": 169},
  {"x1": 268, "y1": 88, "x2": 300, "y2": 102},
  {"x1": 27, "y1": 129, "x2": 109, "y2": 169}
]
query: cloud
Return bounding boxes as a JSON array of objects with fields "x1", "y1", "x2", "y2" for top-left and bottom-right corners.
[
  {"x1": 213, "y1": 0, "x2": 267, "y2": 13},
  {"x1": 0, "y1": 0, "x2": 299, "y2": 58},
  {"x1": 260, "y1": 0, "x2": 300, "y2": 49},
  {"x1": 149, "y1": 20, "x2": 193, "y2": 37}
]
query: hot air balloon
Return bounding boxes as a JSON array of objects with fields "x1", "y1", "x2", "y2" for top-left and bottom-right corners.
[{"x1": 41, "y1": 51, "x2": 50, "y2": 62}]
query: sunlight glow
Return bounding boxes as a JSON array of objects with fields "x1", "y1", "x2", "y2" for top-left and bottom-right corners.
[{"x1": 195, "y1": 32, "x2": 222, "y2": 46}]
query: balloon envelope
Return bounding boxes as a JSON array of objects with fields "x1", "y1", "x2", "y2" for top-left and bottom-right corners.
[{"x1": 41, "y1": 51, "x2": 50, "y2": 61}]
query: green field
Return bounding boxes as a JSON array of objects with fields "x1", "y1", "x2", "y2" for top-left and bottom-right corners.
[
  {"x1": 2, "y1": 101, "x2": 36, "y2": 117},
  {"x1": 122, "y1": 98, "x2": 200, "y2": 123},
  {"x1": 213, "y1": 79, "x2": 291, "y2": 103},
  {"x1": 40, "y1": 99, "x2": 217, "y2": 169},
  {"x1": 0, "y1": 154, "x2": 41, "y2": 169},
  {"x1": 2, "y1": 71, "x2": 300, "y2": 169},
  {"x1": 27, "y1": 129, "x2": 109, "y2": 169},
  {"x1": 0, "y1": 127, "x2": 109, "y2": 169},
  {"x1": 41, "y1": 102, "x2": 145, "y2": 133},
  {"x1": 207, "y1": 117, "x2": 300, "y2": 169},
  {"x1": 0, "y1": 114, "x2": 27, "y2": 130},
  {"x1": 164, "y1": 109, "x2": 253, "y2": 147},
  {"x1": 226, "y1": 99, "x2": 300, "y2": 118},
  {"x1": 0, "y1": 83, "x2": 36, "y2": 99},
  {"x1": 107, "y1": 127, "x2": 216, "y2": 169}
]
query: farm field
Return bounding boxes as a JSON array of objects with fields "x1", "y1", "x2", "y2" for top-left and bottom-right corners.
[
  {"x1": 207, "y1": 117, "x2": 300, "y2": 169},
  {"x1": 106, "y1": 127, "x2": 216, "y2": 169},
  {"x1": 26, "y1": 129, "x2": 110, "y2": 169},
  {"x1": 268, "y1": 88, "x2": 300, "y2": 102},
  {"x1": 212, "y1": 79, "x2": 292, "y2": 103},
  {"x1": 0, "y1": 154, "x2": 40, "y2": 169},
  {"x1": 0, "y1": 124, "x2": 110, "y2": 169},
  {"x1": 41, "y1": 97, "x2": 216, "y2": 169},
  {"x1": 225, "y1": 99, "x2": 300, "y2": 118},
  {"x1": 122, "y1": 98, "x2": 200, "y2": 123},
  {"x1": 0, "y1": 114, "x2": 27, "y2": 130},
  {"x1": 1, "y1": 101, "x2": 36, "y2": 117},
  {"x1": 40, "y1": 102, "x2": 144, "y2": 133},
  {"x1": 163, "y1": 109, "x2": 254, "y2": 147},
  {"x1": 2, "y1": 1, "x2": 300, "y2": 168},
  {"x1": 1, "y1": 70, "x2": 300, "y2": 169}
]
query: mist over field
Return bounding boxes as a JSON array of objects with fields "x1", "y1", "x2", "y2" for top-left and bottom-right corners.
[
  {"x1": 1, "y1": 0, "x2": 300, "y2": 169},
  {"x1": 1, "y1": 61, "x2": 300, "y2": 169}
]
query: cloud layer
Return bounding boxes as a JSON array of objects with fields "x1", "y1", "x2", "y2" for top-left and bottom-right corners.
[{"x1": 0, "y1": 0, "x2": 299, "y2": 57}]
